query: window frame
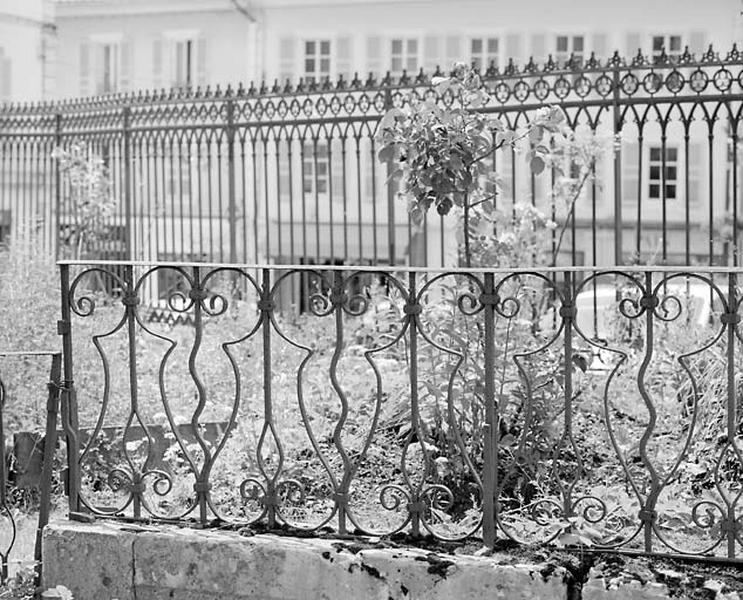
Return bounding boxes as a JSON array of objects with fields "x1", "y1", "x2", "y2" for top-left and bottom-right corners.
[
  {"x1": 302, "y1": 141, "x2": 330, "y2": 197},
  {"x1": 647, "y1": 145, "x2": 679, "y2": 201},
  {"x1": 89, "y1": 33, "x2": 124, "y2": 95},
  {"x1": 164, "y1": 30, "x2": 201, "y2": 89},
  {"x1": 555, "y1": 34, "x2": 586, "y2": 67},
  {"x1": 469, "y1": 36, "x2": 500, "y2": 72},
  {"x1": 303, "y1": 39, "x2": 333, "y2": 84},
  {"x1": 651, "y1": 34, "x2": 684, "y2": 63},
  {"x1": 389, "y1": 36, "x2": 420, "y2": 77}
]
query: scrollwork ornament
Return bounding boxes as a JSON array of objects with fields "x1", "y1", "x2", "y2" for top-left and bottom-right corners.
[
  {"x1": 308, "y1": 292, "x2": 333, "y2": 317},
  {"x1": 653, "y1": 293, "x2": 682, "y2": 322},
  {"x1": 202, "y1": 292, "x2": 229, "y2": 317},
  {"x1": 71, "y1": 294, "x2": 96, "y2": 317},
  {"x1": 276, "y1": 479, "x2": 308, "y2": 504},
  {"x1": 343, "y1": 293, "x2": 369, "y2": 317},
  {"x1": 572, "y1": 495, "x2": 608, "y2": 524},
  {"x1": 618, "y1": 295, "x2": 645, "y2": 319},
  {"x1": 239, "y1": 477, "x2": 267, "y2": 503},
  {"x1": 107, "y1": 468, "x2": 133, "y2": 493},
  {"x1": 142, "y1": 469, "x2": 174, "y2": 497},
  {"x1": 380, "y1": 484, "x2": 411, "y2": 512},
  {"x1": 691, "y1": 500, "x2": 725, "y2": 530},
  {"x1": 167, "y1": 289, "x2": 194, "y2": 313},
  {"x1": 457, "y1": 291, "x2": 483, "y2": 316},
  {"x1": 421, "y1": 484, "x2": 455, "y2": 512},
  {"x1": 529, "y1": 498, "x2": 563, "y2": 526},
  {"x1": 495, "y1": 295, "x2": 521, "y2": 319}
]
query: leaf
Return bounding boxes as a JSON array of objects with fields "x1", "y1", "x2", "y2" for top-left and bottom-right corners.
[
  {"x1": 495, "y1": 130, "x2": 515, "y2": 146},
  {"x1": 528, "y1": 125, "x2": 544, "y2": 144},
  {"x1": 378, "y1": 107, "x2": 405, "y2": 131},
  {"x1": 377, "y1": 144, "x2": 398, "y2": 163},
  {"x1": 571, "y1": 354, "x2": 589, "y2": 372},
  {"x1": 529, "y1": 155, "x2": 545, "y2": 175}
]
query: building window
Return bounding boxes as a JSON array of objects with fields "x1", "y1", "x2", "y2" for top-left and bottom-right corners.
[
  {"x1": 173, "y1": 39, "x2": 194, "y2": 87},
  {"x1": 390, "y1": 38, "x2": 418, "y2": 76},
  {"x1": 556, "y1": 35, "x2": 584, "y2": 67},
  {"x1": 648, "y1": 146, "x2": 678, "y2": 200},
  {"x1": 303, "y1": 142, "x2": 329, "y2": 195},
  {"x1": 97, "y1": 43, "x2": 119, "y2": 94},
  {"x1": 471, "y1": 37, "x2": 499, "y2": 71},
  {"x1": 652, "y1": 35, "x2": 683, "y2": 63},
  {"x1": 304, "y1": 40, "x2": 331, "y2": 84},
  {"x1": 0, "y1": 48, "x2": 11, "y2": 101}
]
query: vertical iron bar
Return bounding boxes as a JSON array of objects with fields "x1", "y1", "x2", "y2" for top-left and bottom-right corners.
[
  {"x1": 123, "y1": 106, "x2": 133, "y2": 261},
  {"x1": 54, "y1": 113, "x2": 63, "y2": 259},
  {"x1": 482, "y1": 272, "x2": 497, "y2": 548},
  {"x1": 726, "y1": 272, "x2": 737, "y2": 558},
  {"x1": 35, "y1": 352, "x2": 62, "y2": 586},
  {"x1": 384, "y1": 86, "x2": 396, "y2": 265},
  {"x1": 660, "y1": 130, "x2": 667, "y2": 264},
  {"x1": 684, "y1": 130, "x2": 691, "y2": 265},
  {"x1": 260, "y1": 268, "x2": 276, "y2": 527},
  {"x1": 407, "y1": 271, "x2": 419, "y2": 537},
  {"x1": 732, "y1": 122, "x2": 739, "y2": 266},
  {"x1": 124, "y1": 264, "x2": 142, "y2": 519},
  {"x1": 613, "y1": 65, "x2": 623, "y2": 265},
  {"x1": 636, "y1": 132, "x2": 644, "y2": 260},
  {"x1": 709, "y1": 127, "x2": 715, "y2": 266},
  {"x1": 59, "y1": 264, "x2": 80, "y2": 512}
]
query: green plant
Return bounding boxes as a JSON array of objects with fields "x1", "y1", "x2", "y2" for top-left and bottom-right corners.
[{"x1": 52, "y1": 144, "x2": 116, "y2": 260}]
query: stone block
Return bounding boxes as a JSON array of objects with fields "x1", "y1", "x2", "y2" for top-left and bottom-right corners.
[
  {"x1": 43, "y1": 521, "x2": 570, "y2": 600},
  {"x1": 42, "y1": 521, "x2": 136, "y2": 600}
]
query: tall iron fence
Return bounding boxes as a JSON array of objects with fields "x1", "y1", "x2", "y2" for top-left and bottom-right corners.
[
  {"x1": 58, "y1": 260, "x2": 743, "y2": 559},
  {"x1": 2, "y1": 47, "x2": 743, "y2": 275}
]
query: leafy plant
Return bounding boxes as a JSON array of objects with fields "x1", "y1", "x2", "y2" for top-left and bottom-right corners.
[{"x1": 52, "y1": 144, "x2": 116, "y2": 260}]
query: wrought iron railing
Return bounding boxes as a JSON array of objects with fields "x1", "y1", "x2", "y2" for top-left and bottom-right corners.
[
  {"x1": 57, "y1": 260, "x2": 743, "y2": 559},
  {"x1": 2, "y1": 47, "x2": 743, "y2": 273}
]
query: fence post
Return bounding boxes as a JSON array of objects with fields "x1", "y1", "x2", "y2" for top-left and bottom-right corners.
[
  {"x1": 482, "y1": 272, "x2": 497, "y2": 548},
  {"x1": 35, "y1": 352, "x2": 62, "y2": 586},
  {"x1": 226, "y1": 98, "x2": 237, "y2": 265},
  {"x1": 122, "y1": 105, "x2": 133, "y2": 261},
  {"x1": 58, "y1": 263, "x2": 81, "y2": 513},
  {"x1": 384, "y1": 88, "x2": 396, "y2": 266},
  {"x1": 612, "y1": 63, "x2": 624, "y2": 266}
]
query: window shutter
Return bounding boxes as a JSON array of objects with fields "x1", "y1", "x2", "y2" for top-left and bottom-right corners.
[
  {"x1": 279, "y1": 36, "x2": 296, "y2": 83},
  {"x1": 592, "y1": 33, "x2": 608, "y2": 61},
  {"x1": 153, "y1": 39, "x2": 163, "y2": 90},
  {"x1": 366, "y1": 35, "x2": 382, "y2": 78},
  {"x1": 336, "y1": 36, "x2": 352, "y2": 82},
  {"x1": 505, "y1": 33, "x2": 522, "y2": 64},
  {"x1": 626, "y1": 33, "x2": 642, "y2": 59},
  {"x1": 689, "y1": 31, "x2": 706, "y2": 55},
  {"x1": 444, "y1": 35, "x2": 463, "y2": 70},
  {"x1": 530, "y1": 33, "x2": 546, "y2": 63},
  {"x1": 0, "y1": 56, "x2": 11, "y2": 101},
  {"x1": 687, "y1": 142, "x2": 704, "y2": 206},
  {"x1": 119, "y1": 40, "x2": 131, "y2": 91},
  {"x1": 622, "y1": 142, "x2": 639, "y2": 204},
  {"x1": 423, "y1": 35, "x2": 441, "y2": 73},
  {"x1": 196, "y1": 36, "x2": 207, "y2": 87},
  {"x1": 80, "y1": 41, "x2": 90, "y2": 95}
]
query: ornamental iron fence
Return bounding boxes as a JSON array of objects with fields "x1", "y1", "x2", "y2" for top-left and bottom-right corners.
[
  {"x1": 57, "y1": 260, "x2": 743, "y2": 559},
  {"x1": 2, "y1": 47, "x2": 743, "y2": 275}
]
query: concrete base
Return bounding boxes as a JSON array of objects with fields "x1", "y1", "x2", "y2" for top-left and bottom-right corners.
[{"x1": 42, "y1": 521, "x2": 568, "y2": 600}]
